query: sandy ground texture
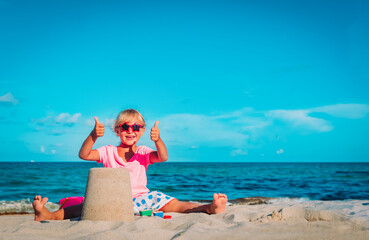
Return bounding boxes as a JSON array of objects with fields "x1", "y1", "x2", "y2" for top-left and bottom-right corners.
[{"x1": 1, "y1": 200, "x2": 369, "y2": 240}]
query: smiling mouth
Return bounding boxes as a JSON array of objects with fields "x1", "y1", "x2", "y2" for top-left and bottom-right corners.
[{"x1": 126, "y1": 136, "x2": 135, "y2": 140}]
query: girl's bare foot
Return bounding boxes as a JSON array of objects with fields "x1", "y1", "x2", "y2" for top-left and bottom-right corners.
[
  {"x1": 32, "y1": 195, "x2": 52, "y2": 221},
  {"x1": 209, "y1": 193, "x2": 228, "y2": 214}
]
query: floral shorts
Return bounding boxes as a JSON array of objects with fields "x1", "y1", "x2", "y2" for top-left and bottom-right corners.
[{"x1": 133, "y1": 191, "x2": 175, "y2": 213}]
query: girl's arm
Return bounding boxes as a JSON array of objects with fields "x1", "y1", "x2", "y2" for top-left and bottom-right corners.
[
  {"x1": 149, "y1": 121, "x2": 168, "y2": 163},
  {"x1": 79, "y1": 117, "x2": 104, "y2": 161}
]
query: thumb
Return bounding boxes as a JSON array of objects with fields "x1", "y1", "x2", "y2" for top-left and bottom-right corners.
[
  {"x1": 94, "y1": 116, "x2": 100, "y2": 125},
  {"x1": 154, "y1": 120, "x2": 159, "y2": 128}
]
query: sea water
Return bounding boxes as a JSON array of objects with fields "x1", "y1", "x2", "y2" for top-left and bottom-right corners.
[{"x1": 1, "y1": 162, "x2": 368, "y2": 214}]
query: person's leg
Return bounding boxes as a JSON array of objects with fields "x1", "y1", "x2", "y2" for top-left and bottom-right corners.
[
  {"x1": 160, "y1": 193, "x2": 227, "y2": 214},
  {"x1": 33, "y1": 195, "x2": 83, "y2": 221}
]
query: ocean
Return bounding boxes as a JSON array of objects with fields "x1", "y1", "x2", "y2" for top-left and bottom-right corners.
[{"x1": 1, "y1": 162, "x2": 369, "y2": 214}]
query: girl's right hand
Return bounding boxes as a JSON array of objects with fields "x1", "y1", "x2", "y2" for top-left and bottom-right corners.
[{"x1": 92, "y1": 116, "x2": 105, "y2": 138}]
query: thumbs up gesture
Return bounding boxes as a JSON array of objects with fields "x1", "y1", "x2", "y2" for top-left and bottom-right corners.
[
  {"x1": 150, "y1": 121, "x2": 160, "y2": 142},
  {"x1": 92, "y1": 116, "x2": 105, "y2": 138}
]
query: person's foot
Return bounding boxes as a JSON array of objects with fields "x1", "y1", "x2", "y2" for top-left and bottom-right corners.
[
  {"x1": 32, "y1": 195, "x2": 51, "y2": 221},
  {"x1": 209, "y1": 193, "x2": 228, "y2": 214}
]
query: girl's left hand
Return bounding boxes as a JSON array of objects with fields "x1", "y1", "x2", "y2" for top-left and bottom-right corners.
[{"x1": 151, "y1": 121, "x2": 160, "y2": 142}]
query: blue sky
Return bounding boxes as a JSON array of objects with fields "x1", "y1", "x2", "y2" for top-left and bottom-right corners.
[{"x1": 0, "y1": 0, "x2": 368, "y2": 162}]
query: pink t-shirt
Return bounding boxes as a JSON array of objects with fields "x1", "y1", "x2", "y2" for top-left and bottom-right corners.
[{"x1": 96, "y1": 145, "x2": 154, "y2": 198}]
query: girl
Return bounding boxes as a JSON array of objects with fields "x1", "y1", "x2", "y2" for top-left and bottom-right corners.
[{"x1": 33, "y1": 109, "x2": 227, "y2": 221}]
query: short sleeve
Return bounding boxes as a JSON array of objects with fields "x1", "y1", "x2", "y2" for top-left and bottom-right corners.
[
  {"x1": 145, "y1": 146, "x2": 155, "y2": 166},
  {"x1": 96, "y1": 145, "x2": 108, "y2": 164}
]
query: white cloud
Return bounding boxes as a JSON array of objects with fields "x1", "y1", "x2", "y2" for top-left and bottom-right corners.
[
  {"x1": 104, "y1": 118, "x2": 115, "y2": 129},
  {"x1": 276, "y1": 149, "x2": 284, "y2": 154},
  {"x1": 154, "y1": 113, "x2": 250, "y2": 157},
  {"x1": 68, "y1": 113, "x2": 82, "y2": 123},
  {"x1": 154, "y1": 103, "x2": 369, "y2": 156},
  {"x1": 159, "y1": 113, "x2": 249, "y2": 147},
  {"x1": 0, "y1": 92, "x2": 18, "y2": 105},
  {"x1": 39, "y1": 145, "x2": 58, "y2": 155},
  {"x1": 55, "y1": 113, "x2": 69, "y2": 122},
  {"x1": 33, "y1": 112, "x2": 82, "y2": 127},
  {"x1": 231, "y1": 148, "x2": 248, "y2": 156},
  {"x1": 265, "y1": 104, "x2": 369, "y2": 133},
  {"x1": 86, "y1": 117, "x2": 115, "y2": 128},
  {"x1": 311, "y1": 104, "x2": 369, "y2": 119},
  {"x1": 30, "y1": 112, "x2": 82, "y2": 135},
  {"x1": 86, "y1": 119, "x2": 94, "y2": 127},
  {"x1": 55, "y1": 113, "x2": 81, "y2": 124},
  {"x1": 266, "y1": 109, "x2": 333, "y2": 132}
]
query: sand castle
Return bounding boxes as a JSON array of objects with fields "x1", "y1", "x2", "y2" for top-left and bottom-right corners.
[{"x1": 81, "y1": 168, "x2": 134, "y2": 222}]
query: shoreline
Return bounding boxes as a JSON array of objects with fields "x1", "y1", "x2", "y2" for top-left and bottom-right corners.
[
  {"x1": 1, "y1": 197, "x2": 368, "y2": 215},
  {"x1": 1, "y1": 200, "x2": 368, "y2": 240},
  {"x1": 0, "y1": 212, "x2": 33, "y2": 215}
]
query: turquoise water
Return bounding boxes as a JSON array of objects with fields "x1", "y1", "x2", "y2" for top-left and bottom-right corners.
[{"x1": 1, "y1": 162, "x2": 369, "y2": 205}]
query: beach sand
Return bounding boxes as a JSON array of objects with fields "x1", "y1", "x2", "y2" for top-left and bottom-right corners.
[{"x1": 1, "y1": 199, "x2": 369, "y2": 240}]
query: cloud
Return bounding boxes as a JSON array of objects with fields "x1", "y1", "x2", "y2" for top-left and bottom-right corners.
[
  {"x1": 276, "y1": 149, "x2": 284, "y2": 154},
  {"x1": 311, "y1": 104, "x2": 369, "y2": 119},
  {"x1": 156, "y1": 103, "x2": 369, "y2": 156},
  {"x1": 33, "y1": 112, "x2": 82, "y2": 127},
  {"x1": 266, "y1": 109, "x2": 333, "y2": 132},
  {"x1": 86, "y1": 119, "x2": 94, "y2": 127},
  {"x1": 159, "y1": 113, "x2": 249, "y2": 147},
  {"x1": 50, "y1": 129, "x2": 69, "y2": 135},
  {"x1": 105, "y1": 118, "x2": 115, "y2": 128},
  {"x1": 55, "y1": 113, "x2": 81, "y2": 123},
  {"x1": 156, "y1": 113, "x2": 250, "y2": 157},
  {"x1": 265, "y1": 104, "x2": 369, "y2": 133},
  {"x1": 231, "y1": 148, "x2": 248, "y2": 156},
  {"x1": 86, "y1": 117, "x2": 115, "y2": 129},
  {"x1": 39, "y1": 145, "x2": 58, "y2": 155},
  {"x1": 30, "y1": 112, "x2": 82, "y2": 135},
  {"x1": 55, "y1": 113, "x2": 81, "y2": 124},
  {"x1": 0, "y1": 92, "x2": 18, "y2": 105}
]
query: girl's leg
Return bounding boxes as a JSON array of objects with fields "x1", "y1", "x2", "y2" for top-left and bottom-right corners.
[
  {"x1": 160, "y1": 193, "x2": 227, "y2": 214},
  {"x1": 33, "y1": 195, "x2": 83, "y2": 221}
]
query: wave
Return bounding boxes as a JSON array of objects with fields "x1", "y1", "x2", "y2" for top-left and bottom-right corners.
[{"x1": 0, "y1": 199, "x2": 60, "y2": 215}]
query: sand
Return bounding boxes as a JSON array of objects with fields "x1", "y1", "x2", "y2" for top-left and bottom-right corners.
[{"x1": 1, "y1": 199, "x2": 369, "y2": 240}]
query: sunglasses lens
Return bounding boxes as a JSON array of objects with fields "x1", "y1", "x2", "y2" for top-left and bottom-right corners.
[
  {"x1": 121, "y1": 123, "x2": 129, "y2": 131},
  {"x1": 132, "y1": 124, "x2": 141, "y2": 132}
]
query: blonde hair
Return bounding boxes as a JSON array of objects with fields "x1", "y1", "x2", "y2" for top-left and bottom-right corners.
[{"x1": 113, "y1": 109, "x2": 146, "y2": 134}]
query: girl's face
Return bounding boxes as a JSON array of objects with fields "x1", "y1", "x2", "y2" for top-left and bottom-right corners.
[{"x1": 117, "y1": 116, "x2": 145, "y2": 146}]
